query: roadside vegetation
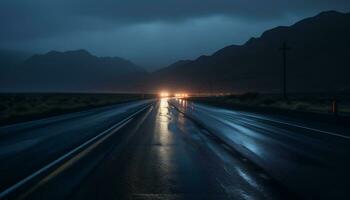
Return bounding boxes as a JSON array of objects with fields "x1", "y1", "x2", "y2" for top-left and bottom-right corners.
[
  {"x1": 0, "y1": 93, "x2": 154, "y2": 126},
  {"x1": 189, "y1": 93, "x2": 350, "y2": 116}
]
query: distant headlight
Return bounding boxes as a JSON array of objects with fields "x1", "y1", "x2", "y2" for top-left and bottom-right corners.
[{"x1": 159, "y1": 92, "x2": 170, "y2": 98}]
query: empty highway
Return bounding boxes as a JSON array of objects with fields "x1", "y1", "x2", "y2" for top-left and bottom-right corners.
[{"x1": 0, "y1": 98, "x2": 349, "y2": 199}]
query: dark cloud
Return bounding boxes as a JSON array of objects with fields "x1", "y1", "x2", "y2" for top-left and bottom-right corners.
[{"x1": 1, "y1": 0, "x2": 350, "y2": 69}]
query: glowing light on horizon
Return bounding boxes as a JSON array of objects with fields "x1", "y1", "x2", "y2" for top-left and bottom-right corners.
[
  {"x1": 159, "y1": 92, "x2": 170, "y2": 98},
  {"x1": 175, "y1": 93, "x2": 189, "y2": 98}
]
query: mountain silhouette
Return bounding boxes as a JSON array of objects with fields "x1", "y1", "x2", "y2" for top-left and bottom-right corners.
[
  {"x1": 0, "y1": 49, "x2": 31, "y2": 67},
  {"x1": 0, "y1": 50, "x2": 147, "y2": 92},
  {"x1": 150, "y1": 11, "x2": 350, "y2": 94},
  {"x1": 1, "y1": 11, "x2": 350, "y2": 94}
]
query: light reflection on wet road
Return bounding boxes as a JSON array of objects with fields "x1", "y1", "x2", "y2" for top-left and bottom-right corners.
[
  {"x1": 11, "y1": 98, "x2": 293, "y2": 200},
  {"x1": 65, "y1": 99, "x2": 291, "y2": 200},
  {"x1": 171, "y1": 98, "x2": 350, "y2": 199}
]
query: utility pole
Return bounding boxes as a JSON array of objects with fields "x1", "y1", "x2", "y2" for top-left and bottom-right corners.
[{"x1": 280, "y1": 41, "x2": 291, "y2": 99}]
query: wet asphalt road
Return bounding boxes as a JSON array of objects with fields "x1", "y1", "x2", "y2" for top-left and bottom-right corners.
[
  {"x1": 0, "y1": 99, "x2": 293, "y2": 200},
  {"x1": 1, "y1": 98, "x2": 350, "y2": 199},
  {"x1": 0, "y1": 100, "x2": 154, "y2": 198},
  {"x1": 171, "y1": 99, "x2": 350, "y2": 199}
]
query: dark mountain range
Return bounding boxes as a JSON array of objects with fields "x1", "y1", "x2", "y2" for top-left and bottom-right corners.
[
  {"x1": 150, "y1": 11, "x2": 350, "y2": 94},
  {"x1": 0, "y1": 50, "x2": 147, "y2": 92},
  {"x1": 0, "y1": 49, "x2": 31, "y2": 67},
  {"x1": 1, "y1": 11, "x2": 350, "y2": 94}
]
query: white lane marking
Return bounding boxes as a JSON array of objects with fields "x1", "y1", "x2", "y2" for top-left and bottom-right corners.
[
  {"x1": 0, "y1": 104, "x2": 151, "y2": 199},
  {"x1": 17, "y1": 118, "x2": 134, "y2": 200},
  {"x1": 261, "y1": 119, "x2": 350, "y2": 140},
  {"x1": 219, "y1": 111, "x2": 350, "y2": 139},
  {"x1": 194, "y1": 104, "x2": 350, "y2": 140}
]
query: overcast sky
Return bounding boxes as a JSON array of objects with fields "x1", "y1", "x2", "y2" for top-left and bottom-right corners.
[{"x1": 1, "y1": 0, "x2": 350, "y2": 70}]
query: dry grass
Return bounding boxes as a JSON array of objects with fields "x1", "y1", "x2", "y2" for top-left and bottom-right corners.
[
  {"x1": 0, "y1": 93, "x2": 154, "y2": 125},
  {"x1": 190, "y1": 93, "x2": 350, "y2": 115}
]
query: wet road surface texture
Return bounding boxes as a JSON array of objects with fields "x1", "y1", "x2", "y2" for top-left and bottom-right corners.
[{"x1": 1, "y1": 98, "x2": 348, "y2": 199}]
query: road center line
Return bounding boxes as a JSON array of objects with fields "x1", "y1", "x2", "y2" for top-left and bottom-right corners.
[
  {"x1": 0, "y1": 104, "x2": 151, "y2": 199},
  {"x1": 198, "y1": 106, "x2": 350, "y2": 140}
]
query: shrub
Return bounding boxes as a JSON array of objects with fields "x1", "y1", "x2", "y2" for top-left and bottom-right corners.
[{"x1": 239, "y1": 92, "x2": 260, "y2": 101}]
